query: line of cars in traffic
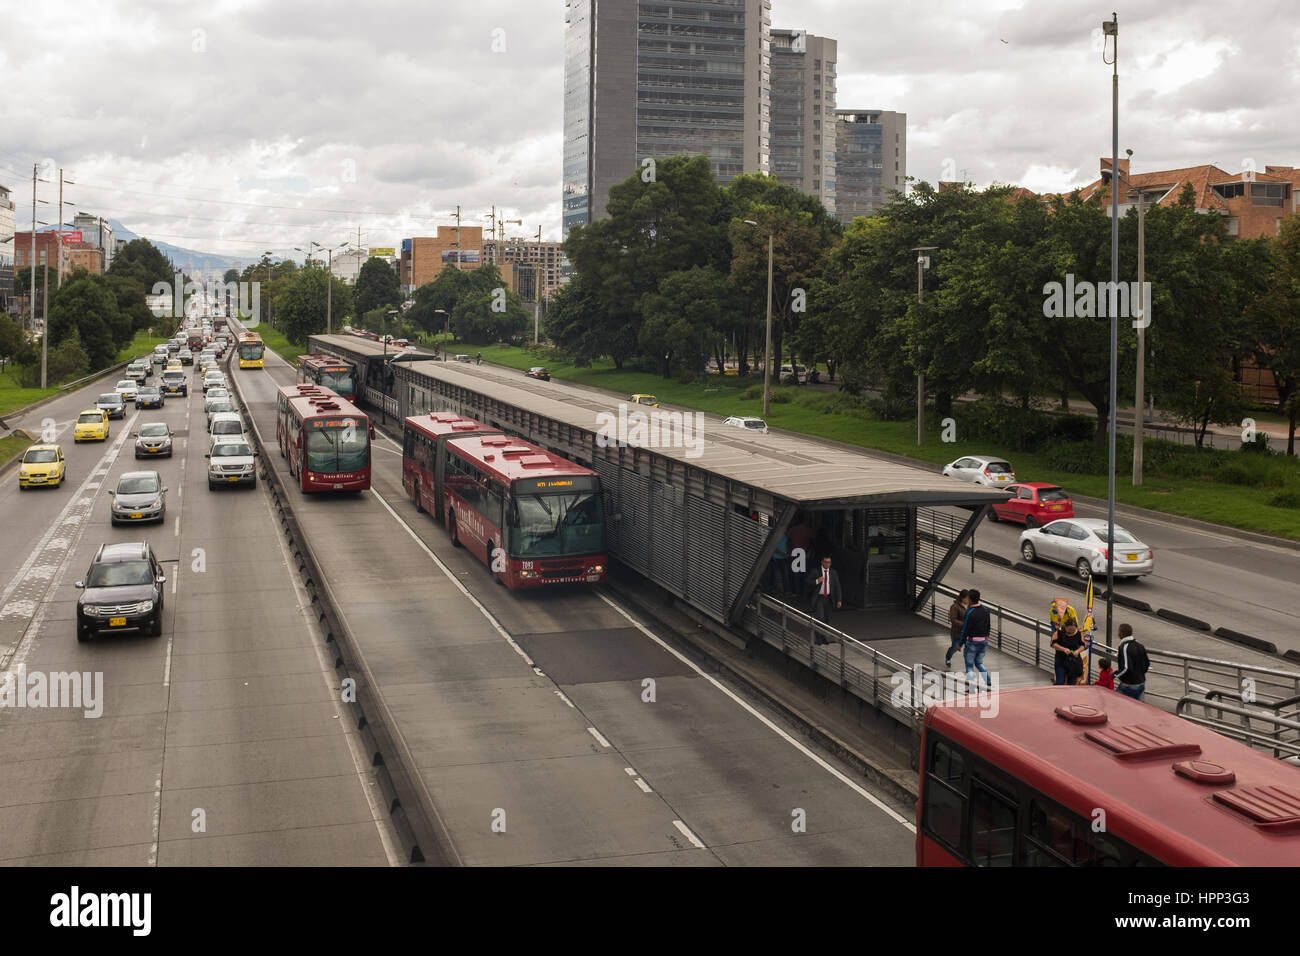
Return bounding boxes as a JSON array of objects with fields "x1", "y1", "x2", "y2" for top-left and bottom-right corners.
[
  {"x1": 941, "y1": 454, "x2": 1155, "y2": 580},
  {"x1": 14, "y1": 317, "x2": 257, "y2": 640}
]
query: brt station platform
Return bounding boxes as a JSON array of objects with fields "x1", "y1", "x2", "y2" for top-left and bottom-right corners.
[
  {"x1": 307, "y1": 336, "x2": 1052, "y2": 725},
  {"x1": 308, "y1": 336, "x2": 1300, "y2": 752}
]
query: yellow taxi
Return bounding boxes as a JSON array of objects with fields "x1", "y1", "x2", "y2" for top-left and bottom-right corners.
[
  {"x1": 18, "y1": 443, "x2": 67, "y2": 488},
  {"x1": 73, "y1": 409, "x2": 110, "y2": 442},
  {"x1": 630, "y1": 393, "x2": 660, "y2": 408}
]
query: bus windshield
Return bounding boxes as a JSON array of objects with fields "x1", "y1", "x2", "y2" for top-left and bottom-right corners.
[
  {"x1": 239, "y1": 341, "x2": 264, "y2": 360},
  {"x1": 320, "y1": 370, "x2": 355, "y2": 395},
  {"x1": 508, "y1": 491, "x2": 605, "y2": 557},
  {"x1": 306, "y1": 423, "x2": 369, "y2": 473}
]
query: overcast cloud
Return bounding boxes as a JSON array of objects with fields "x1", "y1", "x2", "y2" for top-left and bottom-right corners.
[{"x1": 3, "y1": 0, "x2": 1297, "y2": 263}]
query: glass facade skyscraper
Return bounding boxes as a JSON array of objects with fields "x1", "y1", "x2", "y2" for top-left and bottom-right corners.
[{"x1": 563, "y1": 0, "x2": 771, "y2": 238}]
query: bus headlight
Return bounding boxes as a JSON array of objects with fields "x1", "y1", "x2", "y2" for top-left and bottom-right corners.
[{"x1": 587, "y1": 565, "x2": 604, "y2": 575}]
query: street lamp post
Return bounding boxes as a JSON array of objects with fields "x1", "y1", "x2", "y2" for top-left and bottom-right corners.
[
  {"x1": 743, "y1": 219, "x2": 774, "y2": 417},
  {"x1": 1102, "y1": 12, "x2": 1120, "y2": 646},
  {"x1": 433, "y1": 309, "x2": 449, "y2": 356},
  {"x1": 913, "y1": 246, "x2": 937, "y2": 446},
  {"x1": 323, "y1": 241, "x2": 350, "y2": 335}
]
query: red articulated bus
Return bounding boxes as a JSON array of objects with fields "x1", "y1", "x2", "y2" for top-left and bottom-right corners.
[
  {"x1": 402, "y1": 412, "x2": 502, "y2": 520},
  {"x1": 297, "y1": 353, "x2": 358, "y2": 402},
  {"x1": 401, "y1": 413, "x2": 608, "y2": 588},
  {"x1": 917, "y1": 685, "x2": 1300, "y2": 866},
  {"x1": 275, "y1": 383, "x2": 372, "y2": 493}
]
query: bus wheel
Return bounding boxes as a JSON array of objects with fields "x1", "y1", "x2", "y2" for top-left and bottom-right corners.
[{"x1": 449, "y1": 513, "x2": 462, "y2": 547}]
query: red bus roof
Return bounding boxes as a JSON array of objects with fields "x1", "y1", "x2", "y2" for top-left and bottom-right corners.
[
  {"x1": 926, "y1": 686, "x2": 1300, "y2": 865},
  {"x1": 446, "y1": 432, "x2": 598, "y2": 484},
  {"x1": 238, "y1": 331, "x2": 262, "y2": 341},
  {"x1": 299, "y1": 353, "x2": 353, "y2": 372},
  {"x1": 403, "y1": 412, "x2": 501, "y2": 441},
  {"x1": 276, "y1": 382, "x2": 367, "y2": 422}
]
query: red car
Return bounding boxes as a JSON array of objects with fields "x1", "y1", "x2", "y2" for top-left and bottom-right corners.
[{"x1": 989, "y1": 482, "x2": 1074, "y2": 528}]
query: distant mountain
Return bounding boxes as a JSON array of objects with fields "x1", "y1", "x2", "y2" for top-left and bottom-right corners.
[{"x1": 40, "y1": 219, "x2": 265, "y2": 274}]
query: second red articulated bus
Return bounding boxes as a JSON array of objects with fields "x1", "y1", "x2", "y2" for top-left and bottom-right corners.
[
  {"x1": 276, "y1": 383, "x2": 372, "y2": 493},
  {"x1": 917, "y1": 685, "x2": 1300, "y2": 866},
  {"x1": 297, "y1": 353, "x2": 358, "y2": 402},
  {"x1": 401, "y1": 412, "x2": 608, "y2": 588}
]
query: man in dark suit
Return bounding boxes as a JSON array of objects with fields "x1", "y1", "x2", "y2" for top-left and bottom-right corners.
[{"x1": 809, "y1": 555, "x2": 842, "y2": 643}]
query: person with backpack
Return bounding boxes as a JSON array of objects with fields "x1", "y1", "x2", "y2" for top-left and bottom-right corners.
[
  {"x1": 1052, "y1": 620, "x2": 1086, "y2": 686},
  {"x1": 960, "y1": 589, "x2": 992, "y2": 687},
  {"x1": 1113, "y1": 623, "x2": 1150, "y2": 700}
]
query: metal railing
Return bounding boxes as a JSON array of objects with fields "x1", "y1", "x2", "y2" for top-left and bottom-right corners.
[
  {"x1": 745, "y1": 593, "x2": 990, "y2": 726},
  {"x1": 1175, "y1": 696, "x2": 1300, "y2": 761},
  {"x1": 920, "y1": 581, "x2": 1300, "y2": 710}
]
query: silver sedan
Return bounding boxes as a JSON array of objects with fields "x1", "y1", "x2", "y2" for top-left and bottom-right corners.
[{"x1": 1019, "y1": 517, "x2": 1154, "y2": 580}]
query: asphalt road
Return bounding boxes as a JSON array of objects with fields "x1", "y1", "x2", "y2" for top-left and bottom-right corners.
[
  {"x1": 235, "y1": 348, "x2": 918, "y2": 866},
  {"x1": 934, "y1": 494, "x2": 1297, "y2": 656},
  {"x1": 0, "y1": 358, "x2": 398, "y2": 865}
]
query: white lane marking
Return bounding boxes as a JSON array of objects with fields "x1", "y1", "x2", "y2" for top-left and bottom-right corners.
[
  {"x1": 162, "y1": 632, "x2": 173, "y2": 688},
  {"x1": 174, "y1": 517, "x2": 180, "y2": 537},
  {"x1": 587, "y1": 727, "x2": 611, "y2": 748},
  {"x1": 624, "y1": 768, "x2": 653, "y2": 793},
  {"x1": 148, "y1": 776, "x2": 163, "y2": 866},
  {"x1": 171, "y1": 572, "x2": 177, "y2": 594},
  {"x1": 554, "y1": 690, "x2": 575, "y2": 708},
  {"x1": 369, "y1": 489, "x2": 536, "y2": 668},
  {"x1": 596, "y1": 592, "x2": 916, "y2": 832},
  {"x1": 177, "y1": 486, "x2": 183, "y2": 500},
  {"x1": 673, "y1": 820, "x2": 705, "y2": 849}
]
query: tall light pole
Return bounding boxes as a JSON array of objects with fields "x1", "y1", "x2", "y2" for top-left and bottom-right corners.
[
  {"x1": 744, "y1": 219, "x2": 774, "y2": 417},
  {"x1": 913, "y1": 245, "x2": 937, "y2": 445},
  {"x1": 1102, "y1": 12, "x2": 1119, "y2": 646},
  {"x1": 323, "y1": 241, "x2": 350, "y2": 335},
  {"x1": 57, "y1": 171, "x2": 74, "y2": 288}
]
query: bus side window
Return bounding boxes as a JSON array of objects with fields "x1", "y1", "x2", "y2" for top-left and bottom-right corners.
[{"x1": 923, "y1": 736, "x2": 967, "y2": 855}]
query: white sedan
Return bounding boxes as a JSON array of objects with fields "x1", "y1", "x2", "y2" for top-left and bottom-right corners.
[
  {"x1": 943, "y1": 455, "x2": 1015, "y2": 486},
  {"x1": 1019, "y1": 518, "x2": 1155, "y2": 580},
  {"x1": 723, "y1": 416, "x2": 768, "y2": 434}
]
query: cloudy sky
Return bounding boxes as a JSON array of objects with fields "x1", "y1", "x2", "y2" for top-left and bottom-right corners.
[{"x1": 3, "y1": 0, "x2": 1297, "y2": 263}]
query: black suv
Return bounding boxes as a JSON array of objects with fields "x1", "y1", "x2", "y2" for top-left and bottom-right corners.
[{"x1": 74, "y1": 542, "x2": 166, "y2": 641}]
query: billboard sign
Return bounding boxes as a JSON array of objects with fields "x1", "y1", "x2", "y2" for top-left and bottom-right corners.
[
  {"x1": 61, "y1": 231, "x2": 83, "y2": 244},
  {"x1": 369, "y1": 247, "x2": 395, "y2": 257}
]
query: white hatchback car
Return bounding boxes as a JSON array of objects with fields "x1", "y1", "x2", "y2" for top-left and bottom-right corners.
[
  {"x1": 722, "y1": 416, "x2": 769, "y2": 434},
  {"x1": 1019, "y1": 518, "x2": 1155, "y2": 580},
  {"x1": 943, "y1": 455, "x2": 1015, "y2": 486}
]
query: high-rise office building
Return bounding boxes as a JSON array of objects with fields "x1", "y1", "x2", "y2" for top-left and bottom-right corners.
[
  {"x1": 72, "y1": 212, "x2": 115, "y2": 270},
  {"x1": 835, "y1": 110, "x2": 907, "y2": 222},
  {"x1": 563, "y1": 0, "x2": 772, "y2": 237},
  {"x1": 770, "y1": 29, "x2": 836, "y2": 215},
  {"x1": 0, "y1": 185, "x2": 14, "y2": 312}
]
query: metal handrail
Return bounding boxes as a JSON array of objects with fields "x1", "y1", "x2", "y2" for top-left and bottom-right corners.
[
  {"x1": 749, "y1": 593, "x2": 989, "y2": 725},
  {"x1": 926, "y1": 581, "x2": 1300, "y2": 707},
  {"x1": 1175, "y1": 696, "x2": 1300, "y2": 760}
]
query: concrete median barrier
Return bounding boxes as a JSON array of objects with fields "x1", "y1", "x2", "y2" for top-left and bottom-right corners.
[
  {"x1": 1212, "y1": 627, "x2": 1277, "y2": 655},
  {"x1": 976, "y1": 549, "x2": 1012, "y2": 566},
  {"x1": 1156, "y1": 608, "x2": 1211, "y2": 632},
  {"x1": 1016, "y1": 562, "x2": 1057, "y2": 581}
]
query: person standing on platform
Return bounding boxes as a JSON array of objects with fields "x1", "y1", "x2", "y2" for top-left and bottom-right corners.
[
  {"x1": 1114, "y1": 624, "x2": 1150, "y2": 700},
  {"x1": 808, "y1": 555, "x2": 841, "y2": 643}
]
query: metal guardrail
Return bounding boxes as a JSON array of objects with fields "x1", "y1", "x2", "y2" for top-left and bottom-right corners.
[
  {"x1": 744, "y1": 594, "x2": 983, "y2": 726},
  {"x1": 1175, "y1": 696, "x2": 1300, "y2": 761},
  {"x1": 921, "y1": 581, "x2": 1300, "y2": 710}
]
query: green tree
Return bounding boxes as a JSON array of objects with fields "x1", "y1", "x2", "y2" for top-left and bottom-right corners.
[
  {"x1": 1251, "y1": 216, "x2": 1300, "y2": 454},
  {"x1": 14, "y1": 265, "x2": 57, "y2": 297},
  {"x1": 96, "y1": 273, "x2": 154, "y2": 343},
  {"x1": 0, "y1": 314, "x2": 28, "y2": 370},
  {"x1": 108, "y1": 238, "x2": 174, "y2": 290},
  {"x1": 354, "y1": 257, "x2": 401, "y2": 317},
  {"x1": 543, "y1": 277, "x2": 623, "y2": 366},
  {"x1": 47, "y1": 274, "x2": 119, "y2": 369},
  {"x1": 563, "y1": 154, "x2": 728, "y2": 368},
  {"x1": 408, "y1": 264, "x2": 470, "y2": 335},
  {"x1": 451, "y1": 287, "x2": 530, "y2": 345},
  {"x1": 223, "y1": 267, "x2": 240, "y2": 284},
  {"x1": 640, "y1": 266, "x2": 735, "y2": 379},
  {"x1": 18, "y1": 327, "x2": 90, "y2": 387},
  {"x1": 274, "y1": 267, "x2": 353, "y2": 345}
]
